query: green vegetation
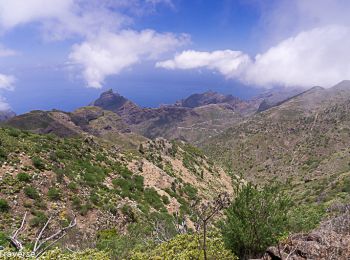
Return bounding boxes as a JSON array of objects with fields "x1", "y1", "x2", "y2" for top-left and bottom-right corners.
[
  {"x1": 24, "y1": 186, "x2": 40, "y2": 200},
  {"x1": 29, "y1": 210, "x2": 48, "y2": 227},
  {"x1": 31, "y1": 156, "x2": 45, "y2": 170},
  {"x1": 131, "y1": 232, "x2": 236, "y2": 260},
  {"x1": 0, "y1": 199, "x2": 10, "y2": 212},
  {"x1": 221, "y1": 183, "x2": 292, "y2": 259},
  {"x1": 16, "y1": 172, "x2": 31, "y2": 182},
  {"x1": 0, "y1": 231, "x2": 7, "y2": 246},
  {"x1": 47, "y1": 187, "x2": 61, "y2": 201}
]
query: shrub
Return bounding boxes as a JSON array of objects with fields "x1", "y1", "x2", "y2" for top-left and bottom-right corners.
[
  {"x1": 47, "y1": 187, "x2": 61, "y2": 201},
  {"x1": 24, "y1": 186, "x2": 40, "y2": 199},
  {"x1": 144, "y1": 188, "x2": 164, "y2": 210},
  {"x1": 68, "y1": 182, "x2": 78, "y2": 191},
  {"x1": 17, "y1": 172, "x2": 31, "y2": 182},
  {"x1": 0, "y1": 231, "x2": 7, "y2": 246},
  {"x1": 0, "y1": 199, "x2": 10, "y2": 212},
  {"x1": 162, "y1": 195, "x2": 170, "y2": 205},
  {"x1": 288, "y1": 204, "x2": 325, "y2": 232},
  {"x1": 182, "y1": 183, "x2": 198, "y2": 200},
  {"x1": 31, "y1": 156, "x2": 45, "y2": 170},
  {"x1": 7, "y1": 128, "x2": 21, "y2": 137},
  {"x1": 131, "y1": 232, "x2": 236, "y2": 259},
  {"x1": 90, "y1": 193, "x2": 100, "y2": 205},
  {"x1": 0, "y1": 147, "x2": 7, "y2": 161},
  {"x1": 221, "y1": 183, "x2": 292, "y2": 259},
  {"x1": 40, "y1": 248, "x2": 110, "y2": 260},
  {"x1": 30, "y1": 211, "x2": 48, "y2": 227},
  {"x1": 71, "y1": 196, "x2": 81, "y2": 209}
]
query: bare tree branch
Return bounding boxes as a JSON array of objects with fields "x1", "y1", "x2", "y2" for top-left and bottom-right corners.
[{"x1": 9, "y1": 211, "x2": 27, "y2": 251}]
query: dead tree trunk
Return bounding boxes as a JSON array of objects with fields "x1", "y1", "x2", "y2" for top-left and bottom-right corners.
[{"x1": 9, "y1": 211, "x2": 27, "y2": 251}]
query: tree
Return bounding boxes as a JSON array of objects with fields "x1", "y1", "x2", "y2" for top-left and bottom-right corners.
[
  {"x1": 194, "y1": 192, "x2": 230, "y2": 260},
  {"x1": 221, "y1": 183, "x2": 292, "y2": 259}
]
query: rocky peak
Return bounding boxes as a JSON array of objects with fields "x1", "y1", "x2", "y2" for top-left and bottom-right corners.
[
  {"x1": 179, "y1": 91, "x2": 242, "y2": 108},
  {"x1": 91, "y1": 89, "x2": 142, "y2": 118}
]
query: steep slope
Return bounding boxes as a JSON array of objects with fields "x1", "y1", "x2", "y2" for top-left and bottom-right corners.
[
  {"x1": 0, "y1": 128, "x2": 233, "y2": 249},
  {"x1": 203, "y1": 81, "x2": 350, "y2": 205}
]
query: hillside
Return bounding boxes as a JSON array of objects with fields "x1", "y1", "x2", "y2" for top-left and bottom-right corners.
[
  {"x1": 0, "y1": 127, "x2": 233, "y2": 251},
  {"x1": 202, "y1": 81, "x2": 350, "y2": 205},
  {"x1": 91, "y1": 89, "x2": 301, "y2": 144}
]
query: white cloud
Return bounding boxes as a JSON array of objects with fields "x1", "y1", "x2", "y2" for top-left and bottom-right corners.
[
  {"x1": 0, "y1": 0, "x2": 188, "y2": 88},
  {"x1": 69, "y1": 30, "x2": 189, "y2": 88},
  {"x1": 242, "y1": 25, "x2": 350, "y2": 87},
  {"x1": 157, "y1": 25, "x2": 350, "y2": 88},
  {"x1": 0, "y1": 45, "x2": 17, "y2": 57},
  {"x1": 0, "y1": 73, "x2": 15, "y2": 90},
  {"x1": 0, "y1": 96, "x2": 10, "y2": 111},
  {"x1": 156, "y1": 50, "x2": 250, "y2": 78}
]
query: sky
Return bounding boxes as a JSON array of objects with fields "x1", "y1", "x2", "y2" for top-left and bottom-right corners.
[{"x1": 1, "y1": 0, "x2": 350, "y2": 113}]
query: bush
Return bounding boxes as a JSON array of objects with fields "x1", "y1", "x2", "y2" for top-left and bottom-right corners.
[
  {"x1": 0, "y1": 199, "x2": 10, "y2": 212},
  {"x1": 131, "y1": 232, "x2": 236, "y2": 259},
  {"x1": 0, "y1": 231, "x2": 7, "y2": 246},
  {"x1": 47, "y1": 187, "x2": 61, "y2": 201},
  {"x1": 0, "y1": 147, "x2": 7, "y2": 161},
  {"x1": 17, "y1": 172, "x2": 31, "y2": 182},
  {"x1": 24, "y1": 186, "x2": 40, "y2": 199},
  {"x1": 221, "y1": 183, "x2": 292, "y2": 259},
  {"x1": 30, "y1": 211, "x2": 48, "y2": 227},
  {"x1": 40, "y1": 248, "x2": 110, "y2": 259},
  {"x1": 68, "y1": 182, "x2": 78, "y2": 191},
  {"x1": 144, "y1": 188, "x2": 164, "y2": 210},
  {"x1": 31, "y1": 156, "x2": 45, "y2": 170}
]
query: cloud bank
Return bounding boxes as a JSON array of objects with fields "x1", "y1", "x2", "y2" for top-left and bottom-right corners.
[
  {"x1": 157, "y1": 25, "x2": 350, "y2": 88},
  {"x1": 70, "y1": 30, "x2": 188, "y2": 88},
  {"x1": 158, "y1": 0, "x2": 350, "y2": 88},
  {"x1": 0, "y1": 0, "x2": 185, "y2": 88}
]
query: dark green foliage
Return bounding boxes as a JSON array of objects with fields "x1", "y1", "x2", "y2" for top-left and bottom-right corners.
[
  {"x1": 17, "y1": 172, "x2": 31, "y2": 182},
  {"x1": 121, "y1": 205, "x2": 137, "y2": 222},
  {"x1": 7, "y1": 128, "x2": 21, "y2": 137},
  {"x1": 96, "y1": 222, "x2": 153, "y2": 259},
  {"x1": 31, "y1": 156, "x2": 45, "y2": 170},
  {"x1": 112, "y1": 174, "x2": 144, "y2": 200},
  {"x1": 47, "y1": 187, "x2": 61, "y2": 201},
  {"x1": 162, "y1": 195, "x2": 170, "y2": 205},
  {"x1": 182, "y1": 183, "x2": 198, "y2": 201},
  {"x1": 0, "y1": 147, "x2": 7, "y2": 162},
  {"x1": 24, "y1": 186, "x2": 40, "y2": 200},
  {"x1": 79, "y1": 204, "x2": 92, "y2": 216},
  {"x1": 0, "y1": 231, "x2": 7, "y2": 246},
  {"x1": 341, "y1": 178, "x2": 350, "y2": 193},
  {"x1": 90, "y1": 193, "x2": 100, "y2": 205},
  {"x1": 0, "y1": 199, "x2": 10, "y2": 212},
  {"x1": 30, "y1": 211, "x2": 48, "y2": 227},
  {"x1": 221, "y1": 183, "x2": 292, "y2": 259},
  {"x1": 144, "y1": 187, "x2": 164, "y2": 210},
  {"x1": 288, "y1": 204, "x2": 325, "y2": 232},
  {"x1": 71, "y1": 196, "x2": 81, "y2": 209},
  {"x1": 68, "y1": 182, "x2": 78, "y2": 191}
]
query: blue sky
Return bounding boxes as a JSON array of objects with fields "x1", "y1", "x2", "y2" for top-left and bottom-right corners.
[{"x1": 0, "y1": 0, "x2": 350, "y2": 113}]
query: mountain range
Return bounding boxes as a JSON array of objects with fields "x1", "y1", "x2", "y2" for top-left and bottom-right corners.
[{"x1": 2, "y1": 81, "x2": 350, "y2": 257}]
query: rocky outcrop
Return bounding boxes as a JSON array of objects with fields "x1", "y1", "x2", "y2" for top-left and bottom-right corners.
[
  {"x1": 263, "y1": 205, "x2": 350, "y2": 260},
  {"x1": 91, "y1": 89, "x2": 142, "y2": 121}
]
